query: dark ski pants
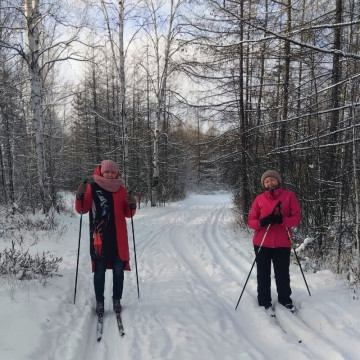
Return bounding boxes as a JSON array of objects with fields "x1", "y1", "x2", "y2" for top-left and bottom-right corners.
[
  {"x1": 254, "y1": 246, "x2": 292, "y2": 308},
  {"x1": 94, "y1": 256, "x2": 126, "y2": 302}
]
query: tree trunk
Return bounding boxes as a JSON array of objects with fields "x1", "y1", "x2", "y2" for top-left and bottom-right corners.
[
  {"x1": 331, "y1": 0, "x2": 343, "y2": 142},
  {"x1": 119, "y1": 0, "x2": 128, "y2": 187},
  {"x1": 279, "y1": 0, "x2": 291, "y2": 174},
  {"x1": 24, "y1": 0, "x2": 48, "y2": 211},
  {"x1": 4, "y1": 109, "x2": 14, "y2": 203},
  {"x1": 152, "y1": 0, "x2": 175, "y2": 206},
  {"x1": 92, "y1": 65, "x2": 101, "y2": 163},
  {"x1": 100, "y1": 0, "x2": 128, "y2": 185},
  {"x1": 237, "y1": 0, "x2": 250, "y2": 223},
  {"x1": 352, "y1": 105, "x2": 360, "y2": 278}
]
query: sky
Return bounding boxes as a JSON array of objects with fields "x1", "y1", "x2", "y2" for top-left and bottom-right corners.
[{"x1": 0, "y1": 192, "x2": 360, "y2": 360}]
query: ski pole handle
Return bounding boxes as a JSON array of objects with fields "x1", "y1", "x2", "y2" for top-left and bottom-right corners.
[{"x1": 128, "y1": 190, "x2": 136, "y2": 210}]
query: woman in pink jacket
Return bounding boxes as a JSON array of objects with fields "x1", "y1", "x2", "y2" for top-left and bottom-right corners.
[{"x1": 248, "y1": 170, "x2": 301, "y2": 314}]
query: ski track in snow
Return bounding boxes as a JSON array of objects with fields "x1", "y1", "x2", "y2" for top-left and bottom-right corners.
[{"x1": 5, "y1": 193, "x2": 360, "y2": 360}]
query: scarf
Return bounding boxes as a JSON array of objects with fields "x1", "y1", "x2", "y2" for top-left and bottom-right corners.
[{"x1": 93, "y1": 174, "x2": 122, "y2": 192}]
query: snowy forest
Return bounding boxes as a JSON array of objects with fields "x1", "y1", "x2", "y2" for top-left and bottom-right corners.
[{"x1": 0, "y1": 0, "x2": 360, "y2": 282}]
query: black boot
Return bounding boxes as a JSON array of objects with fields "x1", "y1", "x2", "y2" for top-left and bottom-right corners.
[
  {"x1": 113, "y1": 298, "x2": 121, "y2": 313},
  {"x1": 96, "y1": 300, "x2": 104, "y2": 315}
]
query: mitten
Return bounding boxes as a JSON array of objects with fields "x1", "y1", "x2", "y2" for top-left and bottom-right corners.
[
  {"x1": 273, "y1": 214, "x2": 283, "y2": 224},
  {"x1": 259, "y1": 214, "x2": 274, "y2": 227}
]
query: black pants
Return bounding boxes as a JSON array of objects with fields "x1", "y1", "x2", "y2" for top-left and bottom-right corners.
[
  {"x1": 254, "y1": 246, "x2": 292, "y2": 308},
  {"x1": 94, "y1": 256, "x2": 126, "y2": 302}
]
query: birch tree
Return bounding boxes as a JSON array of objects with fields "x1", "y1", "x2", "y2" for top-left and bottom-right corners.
[
  {"x1": 138, "y1": 0, "x2": 186, "y2": 205},
  {"x1": 100, "y1": 0, "x2": 129, "y2": 186},
  {"x1": 0, "y1": 0, "x2": 87, "y2": 211},
  {"x1": 24, "y1": 0, "x2": 47, "y2": 208}
]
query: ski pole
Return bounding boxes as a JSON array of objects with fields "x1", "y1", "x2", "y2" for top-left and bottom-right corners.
[
  {"x1": 286, "y1": 228, "x2": 311, "y2": 296},
  {"x1": 129, "y1": 191, "x2": 140, "y2": 299},
  {"x1": 235, "y1": 224, "x2": 271, "y2": 310},
  {"x1": 74, "y1": 179, "x2": 87, "y2": 305}
]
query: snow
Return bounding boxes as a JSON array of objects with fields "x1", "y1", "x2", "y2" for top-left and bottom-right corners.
[
  {"x1": 295, "y1": 236, "x2": 315, "y2": 253},
  {"x1": 1, "y1": 192, "x2": 360, "y2": 360}
]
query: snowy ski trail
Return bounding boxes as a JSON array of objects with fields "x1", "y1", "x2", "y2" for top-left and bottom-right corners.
[{"x1": 9, "y1": 192, "x2": 360, "y2": 360}]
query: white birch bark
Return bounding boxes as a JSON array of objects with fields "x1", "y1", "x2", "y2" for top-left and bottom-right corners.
[
  {"x1": 100, "y1": 0, "x2": 128, "y2": 187},
  {"x1": 24, "y1": 0, "x2": 47, "y2": 210},
  {"x1": 119, "y1": 0, "x2": 128, "y2": 187},
  {"x1": 151, "y1": 0, "x2": 176, "y2": 206}
]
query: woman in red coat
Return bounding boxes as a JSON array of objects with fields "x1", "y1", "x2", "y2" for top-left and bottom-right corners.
[
  {"x1": 248, "y1": 170, "x2": 301, "y2": 314},
  {"x1": 75, "y1": 160, "x2": 136, "y2": 315}
]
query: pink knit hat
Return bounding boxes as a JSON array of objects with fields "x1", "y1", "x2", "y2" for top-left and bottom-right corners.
[{"x1": 100, "y1": 160, "x2": 119, "y2": 176}]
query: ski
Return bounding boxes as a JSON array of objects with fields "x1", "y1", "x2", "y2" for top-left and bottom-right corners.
[
  {"x1": 96, "y1": 312, "x2": 124, "y2": 341},
  {"x1": 273, "y1": 307, "x2": 303, "y2": 344},
  {"x1": 116, "y1": 312, "x2": 125, "y2": 336},
  {"x1": 97, "y1": 314, "x2": 103, "y2": 342},
  {"x1": 268, "y1": 312, "x2": 287, "y2": 334}
]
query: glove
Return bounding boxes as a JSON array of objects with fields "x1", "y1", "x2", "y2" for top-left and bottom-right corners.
[
  {"x1": 259, "y1": 213, "x2": 283, "y2": 227},
  {"x1": 126, "y1": 194, "x2": 137, "y2": 209},
  {"x1": 76, "y1": 183, "x2": 87, "y2": 199}
]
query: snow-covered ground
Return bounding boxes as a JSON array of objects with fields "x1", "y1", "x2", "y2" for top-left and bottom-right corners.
[{"x1": 1, "y1": 192, "x2": 360, "y2": 360}]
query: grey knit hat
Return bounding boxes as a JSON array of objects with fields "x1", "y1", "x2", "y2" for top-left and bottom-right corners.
[{"x1": 261, "y1": 170, "x2": 281, "y2": 187}]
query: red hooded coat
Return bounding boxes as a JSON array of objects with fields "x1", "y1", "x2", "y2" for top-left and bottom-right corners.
[
  {"x1": 75, "y1": 166, "x2": 135, "y2": 271},
  {"x1": 248, "y1": 187, "x2": 301, "y2": 248}
]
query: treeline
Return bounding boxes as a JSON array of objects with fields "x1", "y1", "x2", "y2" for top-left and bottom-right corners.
[
  {"x1": 0, "y1": 0, "x2": 359, "y2": 280},
  {"x1": 183, "y1": 0, "x2": 360, "y2": 279}
]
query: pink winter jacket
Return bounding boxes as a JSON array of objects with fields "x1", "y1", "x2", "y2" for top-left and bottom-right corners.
[{"x1": 248, "y1": 187, "x2": 301, "y2": 248}]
